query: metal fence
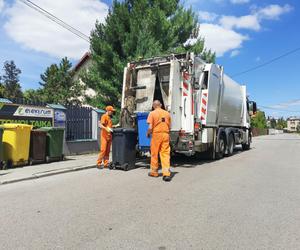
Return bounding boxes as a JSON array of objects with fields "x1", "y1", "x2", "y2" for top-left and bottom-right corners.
[
  {"x1": 252, "y1": 128, "x2": 269, "y2": 137},
  {"x1": 66, "y1": 106, "x2": 93, "y2": 141},
  {"x1": 9, "y1": 97, "x2": 47, "y2": 107}
]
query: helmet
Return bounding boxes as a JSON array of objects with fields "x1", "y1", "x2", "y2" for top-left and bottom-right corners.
[{"x1": 106, "y1": 106, "x2": 116, "y2": 112}]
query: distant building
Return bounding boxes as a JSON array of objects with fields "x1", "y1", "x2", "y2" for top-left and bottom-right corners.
[
  {"x1": 287, "y1": 117, "x2": 300, "y2": 132},
  {"x1": 73, "y1": 52, "x2": 96, "y2": 102}
]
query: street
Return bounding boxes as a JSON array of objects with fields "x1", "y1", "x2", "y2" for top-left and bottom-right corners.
[{"x1": 1, "y1": 133, "x2": 300, "y2": 250}]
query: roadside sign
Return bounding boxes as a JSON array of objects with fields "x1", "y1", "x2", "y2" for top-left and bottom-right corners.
[{"x1": 0, "y1": 103, "x2": 54, "y2": 127}]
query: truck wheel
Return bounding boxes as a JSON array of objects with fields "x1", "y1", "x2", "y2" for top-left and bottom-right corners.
[
  {"x1": 203, "y1": 147, "x2": 215, "y2": 160},
  {"x1": 242, "y1": 132, "x2": 251, "y2": 150},
  {"x1": 216, "y1": 134, "x2": 226, "y2": 159},
  {"x1": 242, "y1": 142, "x2": 250, "y2": 150},
  {"x1": 225, "y1": 134, "x2": 234, "y2": 157}
]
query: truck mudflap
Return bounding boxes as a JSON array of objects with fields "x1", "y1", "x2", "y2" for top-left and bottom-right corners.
[{"x1": 200, "y1": 89, "x2": 208, "y2": 125}]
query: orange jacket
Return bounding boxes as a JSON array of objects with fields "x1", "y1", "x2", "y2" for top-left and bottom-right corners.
[
  {"x1": 100, "y1": 113, "x2": 113, "y2": 140},
  {"x1": 147, "y1": 108, "x2": 171, "y2": 134}
]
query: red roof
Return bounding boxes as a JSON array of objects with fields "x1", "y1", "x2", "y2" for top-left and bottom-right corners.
[{"x1": 74, "y1": 52, "x2": 91, "y2": 72}]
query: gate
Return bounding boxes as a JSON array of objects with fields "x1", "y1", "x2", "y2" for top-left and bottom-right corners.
[{"x1": 66, "y1": 106, "x2": 93, "y2": 141}]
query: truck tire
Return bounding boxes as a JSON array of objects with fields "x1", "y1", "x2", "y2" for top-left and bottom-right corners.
[
  {"x1": 216, "y1": 134, "x2": 226, "y2": 159},
  {"x1": 242, "y1": 142, "x2": 250, "y2": 150},
  {"x1": 225, "y1": 134, "x2": 234, "y2": 157},
  {"x1": 204, "y1": 147, "x2": 215, "y2": 160},
  {"x1": 242, "y1": 132, "x2": 251, "y2": 150}
]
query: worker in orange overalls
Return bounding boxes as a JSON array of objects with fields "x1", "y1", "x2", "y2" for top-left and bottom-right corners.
[
  {"x1": 97, "y1": 105, "x2": 115, "y2": 169},
  {"x1": 147, "y1": 100, "x2": 172, "y2": 182}
]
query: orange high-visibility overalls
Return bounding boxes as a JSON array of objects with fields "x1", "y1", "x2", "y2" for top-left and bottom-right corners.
[
  {"x1": 97, "y1": 113, "x2": 113, "y2": 167},
  {"x1": 147, "y1": 108, "x2": 171, "y2": 177}
]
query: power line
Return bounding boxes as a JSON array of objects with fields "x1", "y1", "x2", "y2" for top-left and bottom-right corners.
[
  {"x1": 259, "y1": 105, "x2": 300, "y2": 113},
  {"x1": 232, "y1": 47, "x2": 300, "y2": 77},
  {"x1": 24, "y1": 0, "x2": 90, "y2": 39},
  {"x1": 19, "y1": 0, "x2": 90, "y2": 43}
]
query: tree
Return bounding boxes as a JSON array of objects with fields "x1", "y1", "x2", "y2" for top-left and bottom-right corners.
[
  {"x1": 84, "y1": 0, "x2": 215, "y2": 109},
  {"x1": 39, "y1": 57, "x2": 85, "y2": 105},
  {"x1": 1, "y1": 60, "x2": 23, "y2": 98},
  {"x1": 276, "y1": 117, "x2": 287, "y2": 130},
  {"x1": 0, "y1": 77, "x2": 5, "y2": 97},
  {"x1": 251, "y1": 111, "x2": 267, "y2": 129},
  {"x1": 23, "y1": 89, "x2": 43, "y2": 102},
  {"x1": 270, "y1": 118, "x2": 276, "y2": 128},
  {"x1": 297, "y1": 124, "x2": 300, "y2": 133}
]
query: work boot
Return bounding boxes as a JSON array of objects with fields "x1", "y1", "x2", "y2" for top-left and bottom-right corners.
[
  {"x1": 96, "y1": 164, "x2": 104, "y2": 169},
  {"x1": 163, "y1": 176, "x2": 172, "y2": 182},
  {"x1": 148, "y1": 172, "x2": 159, "y2": 178}
]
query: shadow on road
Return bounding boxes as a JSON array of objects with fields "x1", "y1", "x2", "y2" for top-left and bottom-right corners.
[
  {"x1": 135, "y1": 147, "x2": 247, "y2": 171},
  {"x1": 254, "y1": 138, "x2": 300, "y2": 141}
]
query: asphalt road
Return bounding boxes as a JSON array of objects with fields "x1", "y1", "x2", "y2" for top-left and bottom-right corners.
[{"x1": 1, "y1": 133, "x2": 300, "y2": 250}]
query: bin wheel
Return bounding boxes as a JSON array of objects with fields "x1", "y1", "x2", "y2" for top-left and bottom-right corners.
[
  {"x1": 6, "y1": 160, "x2": 13, "y2": 169},
  {"x1": 61, "y1": 155, "x2": 65, "y2": 161},
  {"x1": 29, "y1": 158, "x2": 33, "y2": 166},
  {"x1": 124, "y1": 163, "x2": 129, "y2": 171},
  {"x1": 46, "y1": 156, "x2": 50, "y2": 163},
  {"x1": 108, "y1": 163, "x2": 114, "y2": 170},
  {"x1": 0, "y1": 162, "x2": 3, "y2": 170}
]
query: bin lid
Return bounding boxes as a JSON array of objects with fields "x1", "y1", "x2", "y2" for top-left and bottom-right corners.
[
  {"x1": 40, "y1": 127, "x2": 65, "y2": 131},
  {"x1": 136, "y1": 112, "x2": 150, "y2": 118},
  {"x1": 32, "y1": 129, "x2": 47, "y2": 134},
  {"x1": 113, "y1": 128, "x2": 136, "y2": 133},
  {"x1": 1, "y1": 124, "x2": 33, "y2": 129}
]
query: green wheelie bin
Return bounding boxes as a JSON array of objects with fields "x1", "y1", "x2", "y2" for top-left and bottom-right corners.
[{"x1": 40, "y1": 127, "x2": 65, "y2": 163}]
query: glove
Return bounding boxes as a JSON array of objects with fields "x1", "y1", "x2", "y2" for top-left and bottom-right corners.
[
  {"x1": 146, "y1": 130, "x2": 151, "y2": 138},
  {"x1": 108, "y1": 127, "x2": 113, "y2": 133}
]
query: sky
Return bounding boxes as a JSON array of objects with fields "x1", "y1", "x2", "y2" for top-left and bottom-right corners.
[{"x1": 0, "y1": 0, "x2": 299, "y2": 118}]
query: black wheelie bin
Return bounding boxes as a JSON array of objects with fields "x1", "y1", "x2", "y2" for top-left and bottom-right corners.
[{"x1": 111, "y1": 128, "x2": 137, "y2": 171}]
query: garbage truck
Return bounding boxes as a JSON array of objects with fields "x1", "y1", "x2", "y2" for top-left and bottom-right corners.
[{"x1": 119, "y1": 52, "x2": 257, "y2": 160}]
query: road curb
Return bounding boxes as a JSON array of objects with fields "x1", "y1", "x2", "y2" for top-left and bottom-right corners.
[{"x1": 0, "y1": 164, "x2": 96, "y2": 185}]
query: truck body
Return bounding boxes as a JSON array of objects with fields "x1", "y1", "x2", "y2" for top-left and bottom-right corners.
[{"x1": 120, "y1": 53, "x2": 256, "y2": 158}]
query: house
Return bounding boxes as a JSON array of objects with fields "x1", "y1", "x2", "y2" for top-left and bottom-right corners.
[
  {"x1": 287, "y1": 117, "x2": 300, "y2": 132},
  {"x1": 72, "y1": 52, "x2": 96, "y2": 102}
]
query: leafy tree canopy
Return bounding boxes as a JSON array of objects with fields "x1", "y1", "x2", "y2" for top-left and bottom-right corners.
[
  {"x1": 84, "y1": 0, "x2": 215, "y2": 109},
  {"x1": 251, "y1": 110, "x2": 268, "y2": 129},
  {"x1": 39, "y1": 57, "x2": 85, "y2": 105}
]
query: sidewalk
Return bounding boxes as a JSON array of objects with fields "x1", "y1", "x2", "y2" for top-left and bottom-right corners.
[{"x1": 0, "y1": 154, "x2": 98, "y2": 185}]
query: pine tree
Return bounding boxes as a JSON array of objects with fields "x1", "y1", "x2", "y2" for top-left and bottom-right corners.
[
  {"x1": 2, "y1": 60, "x2": 23, "y2": 98},
  {"x1": 84, "y1": 0, "x2": 215, "y2": 109},
  {"x1": 39, "y1": 57, "x2": 85, "y2": 105}
]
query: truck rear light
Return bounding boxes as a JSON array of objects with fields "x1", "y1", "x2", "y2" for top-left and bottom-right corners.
[{"x1": 179, "y1": 130, "x2": 186, "y2": 137}]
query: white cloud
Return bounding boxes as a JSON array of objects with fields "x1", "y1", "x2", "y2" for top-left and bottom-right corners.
[
  {"x1": 230, "y1": 50, "x2": 240, "y2": 57},
  {"x1": 218, "y1": 4, "x2": 292, "y2": 32},
  {"x1": 0, "y1": 0, "x2": 4, "y2": 12},
  {"x1": 271, "y1": 99, "x2": 300, "y2": 109},
  {"x1": 4, "y1": 0, "x2": 108, "y2": 60},
  {"x1": 199, "y1": 23, "x2": 248, "y2": 56},
  {"x1": 255, "y1": 4, "x2": 293, "y2": 20},
  {"x1": 230, "y1": 0, "x2": 250, "y2": 4},
  {"x1": 192, "y1": 3, "x2": 293, "y2": 57},
  {"x1": 198, "y1": 11, "x2": 218, "y2": 22},
  {"x1": 220, "y1": 15, "x2": 260, "y2": 31}
]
